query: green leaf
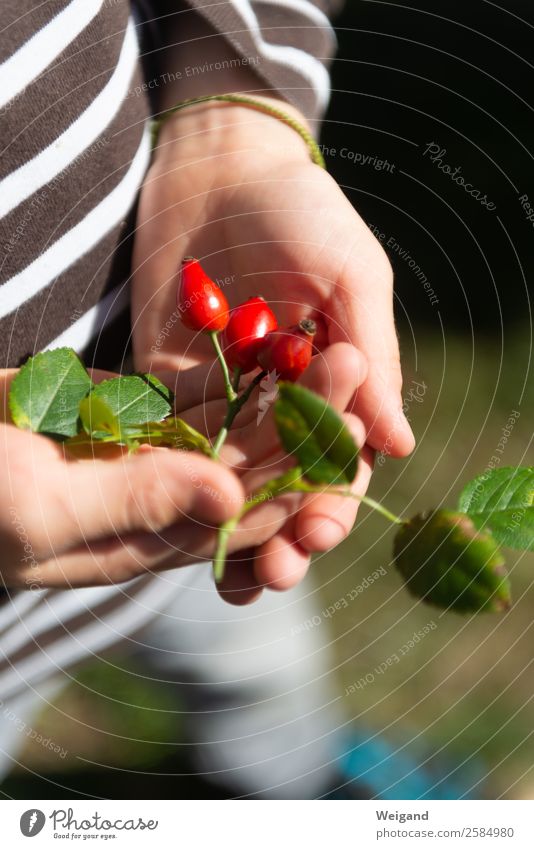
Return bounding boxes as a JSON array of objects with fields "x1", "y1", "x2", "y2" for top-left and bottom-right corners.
[
  {"x1": 139, "y1": 373, "x2": 174, "y2": 407},
  {"x1": 129, "y1": 418, "x2": 211, "y2": 454},
  {"x1": 9, "y1": 348, "x2": 92, "y2": 439},
  {"x1": 458, "y1": 466, "x2": 534, "y2": 551},
  {"x1": 90, "y1": 375, "x2": 172, "y2": 429},
  {"x1": 79, "y1": 395, "x2": 121, "y2": 440},
  {"x1": 274, "y1": 382, "x2": 358, "y2": 485},
  {"x1": 393, "y1": 509, "x2": 511, "y2": 614}
]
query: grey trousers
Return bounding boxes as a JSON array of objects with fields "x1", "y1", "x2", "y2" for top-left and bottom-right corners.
[{"x1": 0, "y1": 564, "x2": 343, "y2": 798}]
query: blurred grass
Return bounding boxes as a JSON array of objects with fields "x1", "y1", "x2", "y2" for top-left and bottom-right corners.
[
  {"x1": 3, "y1": 327, "x2": 533, "y2": 799},
  {"x1": 311, "y1": 324, "x2": 533, "y2": 799}
]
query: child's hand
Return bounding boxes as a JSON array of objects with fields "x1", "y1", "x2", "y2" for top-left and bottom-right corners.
[
  {"x1": 132, "y1": 99, "x2": 415, "y2": 457},
  {"x1": 159, "y1": 341, "x2": 370, "y2": 604},
  {"x1": 0, "y1": 354, "x2": 365, "y2": 604},
  {"x1": 131, "y1": 99, "x2": 413, "y2": 603},
  {"x1": 0, "y1": 370, "x2": 244, "y2": 590}
]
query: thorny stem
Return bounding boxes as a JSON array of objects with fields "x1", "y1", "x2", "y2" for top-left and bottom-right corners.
[
  {"x1": 209, "y1": 331, "x2": 236, "y2": 405},
  {"x1": 213, "y1": 470, "x2": 405, "y2": 581},
  {"x1": 211, "y1": 370, "x2": 267, "y2": 459}
]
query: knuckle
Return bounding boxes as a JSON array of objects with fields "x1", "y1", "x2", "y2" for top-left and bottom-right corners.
[
  {"x1": 122, "y1": 472, "x2": 176, "y2": 533},
  {"x1": 91, "y1": 549, "x2": 141, "y2": 585}
]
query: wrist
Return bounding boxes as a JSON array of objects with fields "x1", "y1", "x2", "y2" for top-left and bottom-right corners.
[{"x1": 155, "y1": 95, "x2": 315, "y2": 166}]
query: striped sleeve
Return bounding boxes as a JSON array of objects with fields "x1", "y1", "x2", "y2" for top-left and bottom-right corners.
[
  {"x1": 0, "y1": 0, "x2": 343, "y2": 367},
  {"x1": 138, "y1": 0, "x2": 344, "y2": 120},
  {"x1": 0, "y1": 0, "x2": 151, "y2": 369}
]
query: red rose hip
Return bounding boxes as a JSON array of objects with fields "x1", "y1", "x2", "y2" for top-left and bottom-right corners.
[
  {"x1": 177, "y1": 256, "x2": 229, "y2": 332},
  {"x1": 222, "y1": 296, "x2": 278, "y2": 373},
  {"x1": 257, "y1": 318, "x2": 316, "y2": 381}
]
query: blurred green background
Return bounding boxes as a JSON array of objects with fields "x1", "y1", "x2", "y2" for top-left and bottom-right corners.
[{"x1": 2, "y1": 0, "x2": 533, "y2": 800}]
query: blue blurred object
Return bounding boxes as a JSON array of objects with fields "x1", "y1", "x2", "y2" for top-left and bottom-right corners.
[{"x1": 326, "y1": 731, "x2": 486, "y2": 800}]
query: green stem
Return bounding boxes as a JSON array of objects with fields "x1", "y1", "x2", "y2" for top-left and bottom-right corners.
[
  {"x1": 235, "y1": 370, "x2": 267, "y2": 413},
  {"x1": 211, "y1": 425, "x2": 228, "y2": 459},
  {"x1": 209, "y1": 331, "x2": 236, "y2": 404},
  {"x1": 211, "y1": 370, "x2": 267, "y2": 460},
  {"x1": 213, "y1": 470, "x2": 406, "y2": 581},
  {"x1": 292, "y1": 480, "x2": 404, "y2": 525},
  {"x1": 213, "y1": 468, "x2": 303, "y2": 581},
  {"x1": 358, "y1": 495, "x2": 405, "y2": 526},
  {"x1": 232, "y1": 366, "x2": 242, "y2": 393},
  {"x1": 213, "y1": 516, "x2": 240, "y2": 582}
]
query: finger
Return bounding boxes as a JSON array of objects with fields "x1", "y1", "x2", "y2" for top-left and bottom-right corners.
[
  {"x1": 296, "y1": 442, "x2": 374, "y2": 553},
  {"x1": 253, "y1": 521, "x2": 311, "y2": 591},
  {"x1": 28, "y1": 504, "x2": 269, "y2": 588},
  {"x1": 154, "y1": 361, "x2": 237, "y2": 413},
  {"x1": 156, "y1": 342, "x2": 367, "y2": 456},
  {"x1": 327, "y1": 249, "x2": 415, "y2": 457},
  {"x1": 216, "y1": 548, "x2": 264, "y2": 606},
  {"x1": 28, "y1": 449, "x2": 244, "y2": 559},
  {"x1": 29, "y1": 463, "x2": 299, "y2": 587},
  {"x1": 220, "y1": 343, "x2": 368, "y2": 471},
  {"x1": 28, "y1": 494, "x2": 293, "y2": 589},
  {"x1": 178, "y1": 391, "x2": 258, "y2": 439},
  {"x1": 88, "y1": 368, "x2": 122, "y2": 383},
  {"x1": 19, "y1": 520, "x2": 210, "y2": 587}
]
